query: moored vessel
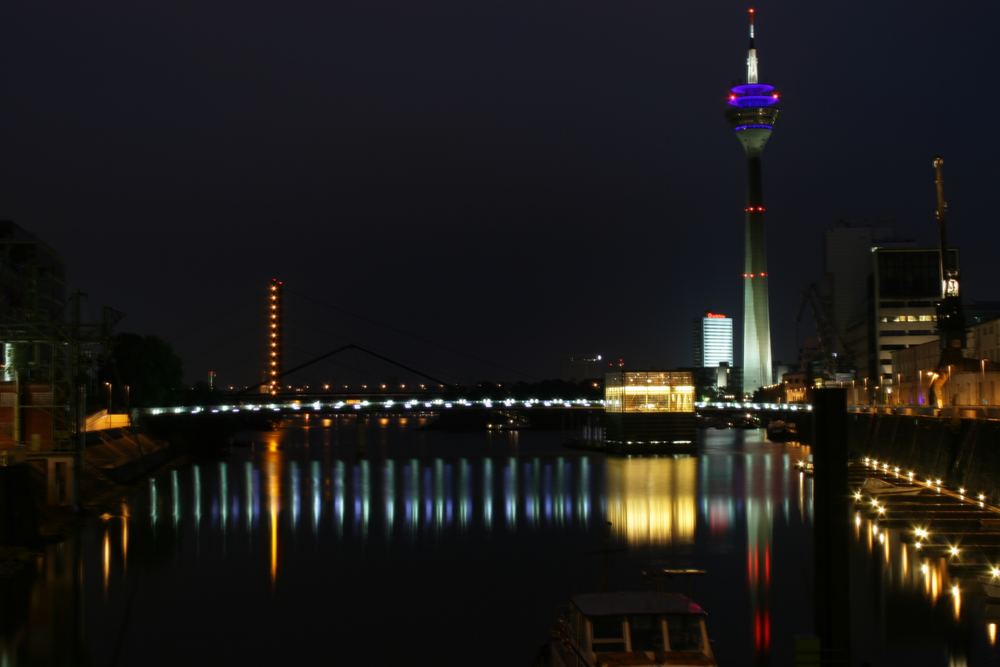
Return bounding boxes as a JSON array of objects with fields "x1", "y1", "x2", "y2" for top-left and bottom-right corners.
[{"x1": 546, "y1": 591, "x2": 716, "y2": 666}]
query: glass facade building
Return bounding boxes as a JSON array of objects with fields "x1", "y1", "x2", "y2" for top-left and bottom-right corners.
[
  {"x1": 604, "y1": 371, "x2": 695, "y2": 414},
  {"x1": 603, "y1": 371, "x2": 697, "y2": 449}
]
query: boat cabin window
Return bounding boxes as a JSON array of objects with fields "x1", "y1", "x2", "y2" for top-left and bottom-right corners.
[
  {"x1": 590, "y1": 615, "x2": 626, "y2": 652},
  {"x1": 628, "y1": 615, "x2": 665, "y2": 652},
  {"x1": 666, "y1": 614, "x2": 703, "y2": 651}
]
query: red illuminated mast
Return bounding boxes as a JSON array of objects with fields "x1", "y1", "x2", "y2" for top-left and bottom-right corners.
[{"x1": 266, "y1": 278, "x2": 283, "y2": 396}]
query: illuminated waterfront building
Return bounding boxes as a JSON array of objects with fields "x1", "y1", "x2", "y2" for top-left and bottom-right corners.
[
  {"x1": 604, "y1": 370, "x2": 696, "y2": 448},
  {"x1": 726, "y1": 8, "x2": 779, "y2": 394}
]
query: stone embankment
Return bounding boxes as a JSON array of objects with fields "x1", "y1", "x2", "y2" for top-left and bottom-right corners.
[{"x1": 849, "y1": 412, "x2": 1000, "y2": 504}]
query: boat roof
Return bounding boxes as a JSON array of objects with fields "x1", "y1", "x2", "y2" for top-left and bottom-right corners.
[{"x1": 571, "y1": 592, "x2": 705, "y2": 617}]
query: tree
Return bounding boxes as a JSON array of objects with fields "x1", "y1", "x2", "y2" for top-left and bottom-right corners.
[{"x1": 106, "y1": 333, "x2": 184, "y2": 407}]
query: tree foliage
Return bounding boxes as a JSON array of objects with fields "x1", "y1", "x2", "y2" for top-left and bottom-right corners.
[{"x1": 107, "y1": 333, "x2": 184, "y2": 407}]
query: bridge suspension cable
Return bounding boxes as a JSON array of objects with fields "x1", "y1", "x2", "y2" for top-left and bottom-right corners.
[
  {"x1": 239, "y1": 343, "x2": 453, "y2": 395},
  {"x1": 283, "y1": 288, "x2": 540, "y2": 381}
]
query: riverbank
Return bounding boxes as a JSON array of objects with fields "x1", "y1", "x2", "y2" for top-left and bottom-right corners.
[
  {"x1": 0, "y1": 411, "x2": 261, "y2": 558},
  {"x1": 848, "y1": 412, "x2": 1000, "y2": 504}
]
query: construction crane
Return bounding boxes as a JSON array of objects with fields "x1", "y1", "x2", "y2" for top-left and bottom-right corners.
[{"x1": 927, "y1": 156, "x2": 969, "y2": 408}]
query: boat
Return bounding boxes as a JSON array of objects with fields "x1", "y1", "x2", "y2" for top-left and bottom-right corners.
[
  {"x1": 735, "y1": 413, "x2": 762, "y2": 429},
  {"x1": 545, "y1": 591, "x2": 717, "y2": 666},
  {"x1": 980, "y1": 578, "x2": 1000, "y2": 600},
  {"x1": 766, "y1": 419, "x2": 798, "y2": 442},
  {"x1": 860, "y1": 477, "x2": 922, "y2": 497}
]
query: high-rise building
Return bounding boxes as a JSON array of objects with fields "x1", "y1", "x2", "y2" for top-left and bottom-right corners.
[
  {"x1": 858, "y1": 247, "x2": 957, "y2": 386},
  {"x1": 726, "y1": 8, "x2": 779, "y2": 394},
  {"x1": 823, "y1": 222, "x2": 898, "y2": 354},
  {"x1": 693, "y1": 312, "x2": 734, "y2": 368}
]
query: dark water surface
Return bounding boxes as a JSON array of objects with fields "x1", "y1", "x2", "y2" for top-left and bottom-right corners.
[{"x1": 2, "y1": 419, "x2": 999, "y2": 665}]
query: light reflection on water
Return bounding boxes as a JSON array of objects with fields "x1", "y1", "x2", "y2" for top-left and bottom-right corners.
[
  {"x1": 605, "y1": 457, "x2": 696, "y2": 545},
  {"x1": 5, "y1": 423, "x2": 992, "y2": 665},
  {"x1": 144, "y1": 454, "x2": 602, "y2": 550}
]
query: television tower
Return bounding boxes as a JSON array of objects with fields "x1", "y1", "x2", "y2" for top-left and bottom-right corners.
[{"x1": 726, "y1": 8, "x2": 780, "y2": 394}]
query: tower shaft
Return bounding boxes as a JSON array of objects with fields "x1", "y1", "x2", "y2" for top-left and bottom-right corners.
[{"x1": 742, "y1": 152, "x2": 772, "y2": 393}]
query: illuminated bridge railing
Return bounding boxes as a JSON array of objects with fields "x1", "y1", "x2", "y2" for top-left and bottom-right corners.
[
  {"x1": 696, "y1": 401, "x2": 813, "y2": 413},
  {"x1": 141, "y1": 398, "x2": 814, "y2": 417},
  {"x1": 143, "y1": 397, "x2": 606, "y2": 416}
]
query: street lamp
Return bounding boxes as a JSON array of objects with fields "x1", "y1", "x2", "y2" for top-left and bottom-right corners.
[
  {"x1": 982, "y1": 359, "x2": 989, "y2": 409},
  {"x1": 104, "y1": 382, "x2": 112, "y2": 414},
  {"x1": 124, "y1": 384, "x2": 130, "y2": 413}
]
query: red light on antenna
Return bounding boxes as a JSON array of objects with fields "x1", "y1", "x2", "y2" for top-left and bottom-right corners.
[{"x1": 748, "y1": 7, "x2": 755, "y2": 14}]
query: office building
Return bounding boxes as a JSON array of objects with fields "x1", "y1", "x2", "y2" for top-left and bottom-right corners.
[{"x1": 693, "y1": 312, "x2": 734, "y2": 368}]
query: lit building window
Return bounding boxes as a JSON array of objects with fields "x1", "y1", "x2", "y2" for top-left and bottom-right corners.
[{"x1": 604, "y1": 371, "x2": 695, "y2": 413}]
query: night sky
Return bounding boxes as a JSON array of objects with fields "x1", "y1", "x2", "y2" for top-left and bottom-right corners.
[{"x1": 1, "y1": 0, "x2": 997, "y2": 387}]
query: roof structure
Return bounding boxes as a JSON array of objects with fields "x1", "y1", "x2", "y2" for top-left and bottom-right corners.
[{"x1": 571, "y1": 592, "x2": 705, "y2": 617}]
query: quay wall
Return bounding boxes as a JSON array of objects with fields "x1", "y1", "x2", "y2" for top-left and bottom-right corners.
[
  {"x1": 848, "y1": 412, "x2": 1000, "y2": 504},
  {"x1": 0, "y1": 466, "x2": 39, "y2": 545}
]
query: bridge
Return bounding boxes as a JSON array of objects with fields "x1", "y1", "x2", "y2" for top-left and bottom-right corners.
[{"x1": 141, "y1": 396, "x2": 812, "y2": 420}]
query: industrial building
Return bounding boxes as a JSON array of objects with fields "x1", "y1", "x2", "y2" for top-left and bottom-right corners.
[{"x1": 0, "y1": 221, "x2": 68, "y2": 449}]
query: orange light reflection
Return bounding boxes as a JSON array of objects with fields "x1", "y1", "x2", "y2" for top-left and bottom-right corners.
[{"x1": 265, "y1": 447, "x2": 283, "y2": 588}]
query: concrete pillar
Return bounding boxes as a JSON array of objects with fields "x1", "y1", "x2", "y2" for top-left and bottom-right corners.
[
  {"x1": 812, "y1": 388, "x2": 850, "y2": 662},
  {"x1": 46, "y1": 455, "x2": 75, "y2": 506}
]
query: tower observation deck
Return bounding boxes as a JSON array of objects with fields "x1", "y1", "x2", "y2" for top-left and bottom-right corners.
[{"x1": 726, "y1": 8, "x2": 780, "y2": 395}]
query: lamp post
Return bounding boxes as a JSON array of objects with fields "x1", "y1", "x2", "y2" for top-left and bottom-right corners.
[
  {"x1": 982, "y1": 359, "x2": 988, "y2": 410},
  {"x1": 104, "y1": 382, "x2": 112, "y2": 415}
]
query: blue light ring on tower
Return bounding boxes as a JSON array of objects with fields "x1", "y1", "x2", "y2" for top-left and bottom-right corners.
[{"x1": 728, "y1": 84, "x2": 780, "y2": 108}]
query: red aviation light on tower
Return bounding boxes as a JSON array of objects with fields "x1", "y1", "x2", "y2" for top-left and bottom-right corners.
[{"x1": 266, "y1": 278, "x2": 283, "y2": 396}]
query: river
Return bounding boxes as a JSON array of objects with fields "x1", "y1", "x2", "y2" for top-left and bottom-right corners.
[{"x1": 1, "y1": 417, "x2": 998, "y2": 665}]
